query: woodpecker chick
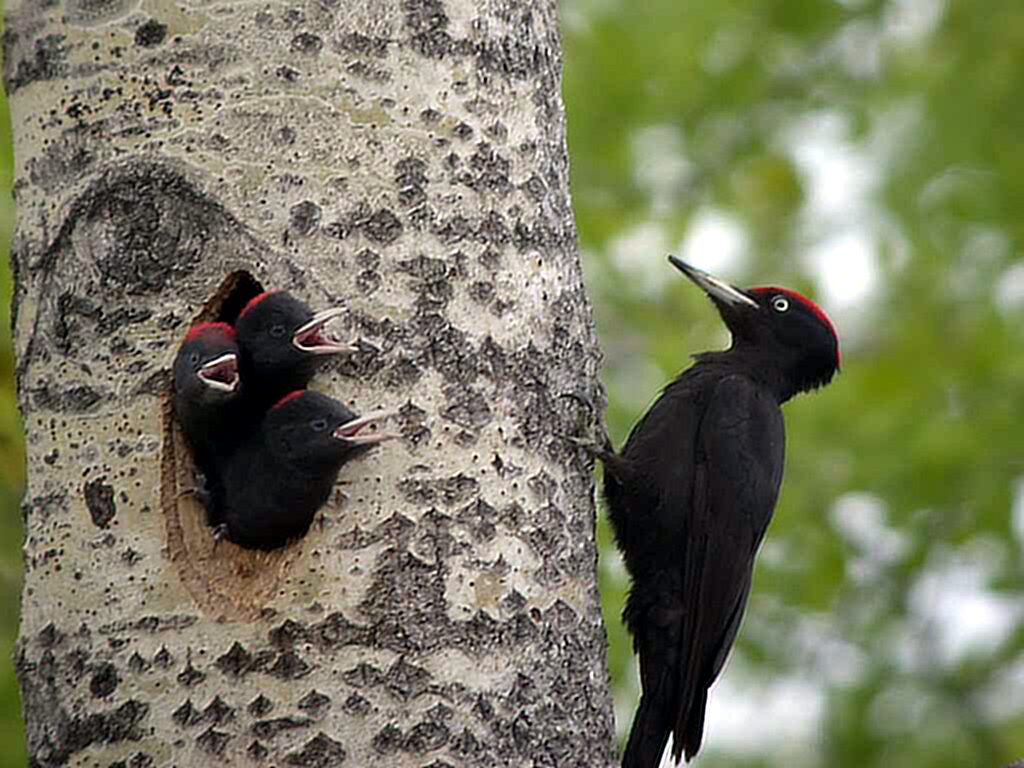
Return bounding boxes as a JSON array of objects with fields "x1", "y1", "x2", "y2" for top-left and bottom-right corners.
[
  {"x1": 589, "y1": 256, "x2": 839, "y2": 767},
  {"x1": 173, "y1": 322, "x2": 242, "y2": 520},
  {"x1": 235, "y1": 291, "x2": 357, "y2": 413},
  {"x1": 221, "y1": 390, "x2": 396, "y2": 550}
]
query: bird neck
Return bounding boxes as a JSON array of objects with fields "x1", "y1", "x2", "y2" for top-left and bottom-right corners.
[{"x1": 692, "y1": 348, "x2": 796, "y2": 403}]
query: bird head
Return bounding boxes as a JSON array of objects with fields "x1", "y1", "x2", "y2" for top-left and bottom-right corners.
[
  {"x1": 668, "y1": 256, "x2": 840, "y2": 398},
  {"x1": 265, "y1": 390, "x2": 398, "y2": 472},
  {"x1": 173, "y1": 322, "x2": 241, "y2": 403},
  {"x1": 236, "y1": 291, "x2": 356, "y2": 379}
]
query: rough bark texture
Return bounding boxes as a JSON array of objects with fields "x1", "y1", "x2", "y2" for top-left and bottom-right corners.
[{"x1": 3, "y1": 1, "x2": 616, "y2": 765}]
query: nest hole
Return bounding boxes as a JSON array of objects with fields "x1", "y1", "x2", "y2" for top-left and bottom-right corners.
[{"x1": 161, "y1": 271, "x2": 305, "y2": 622}]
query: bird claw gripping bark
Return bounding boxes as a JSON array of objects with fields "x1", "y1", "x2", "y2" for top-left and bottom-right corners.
[
  {"x1": 178, "y1": 474, "x2": 208, "y2": 503},
  {"x1": 555, "y1": 392, "x2": 617, "y2": 462},
  {"x1": 210, "y1": 523, "x2": 229, "y2": 547}
]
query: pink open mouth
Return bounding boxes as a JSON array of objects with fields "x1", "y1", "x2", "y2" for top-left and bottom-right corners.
[
  {"x1": 198, "y1": 353, "x2": 239, "y2": 393},
  {"x1": 292, "y1": 308, "x2": 358, "y2": 355}
]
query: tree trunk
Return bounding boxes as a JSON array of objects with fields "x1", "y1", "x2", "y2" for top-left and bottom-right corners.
[{"x1": 3, "y1": 1, "x2": 616, "y2": 765}]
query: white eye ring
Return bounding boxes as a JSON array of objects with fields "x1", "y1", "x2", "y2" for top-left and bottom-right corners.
[{"x1": 772, "y1": 296, "x2": 790, "y2": 312}]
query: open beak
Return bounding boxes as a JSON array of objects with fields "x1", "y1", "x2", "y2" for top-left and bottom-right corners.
[
  {"x1": 293, "y1": 307, "x2": 358, "y2": 355},
  {"x1": 333, "y1": 409, "x2": 400, "y2": 446},
  {"x1": 197, "y1": 353, "x2": 239, "y2": 393},
  {"x1": 668, "y1": 255, "x2": 758, "y2": 308}
]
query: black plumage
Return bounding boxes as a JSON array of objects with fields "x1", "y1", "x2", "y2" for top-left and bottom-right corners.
[
  {"x1": 221, "y1": 390, "x2": 395, "y2": 550},
  {"x1": 595, "y1": 256, "x2": 839, "y2": 766},
  {"x1": 172, "y1": 322, "x2": 242, "y2": 521},
  {"x1": 235, "y1": 290, "x2": 355, "y2": 415}
]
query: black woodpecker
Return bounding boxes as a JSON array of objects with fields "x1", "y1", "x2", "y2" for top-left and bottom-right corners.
[
  {"x1": 220, "y1": 389, "x2": 396, "y2": 550},
  {"x1": 591, "y1": 256, "x2": 839, "y2": 767},
  {"x1": 235, "y1": 290, "x2": 356, "y2": 415},
  {"x1": 172, "y1": 321, "x2": 242, "y2": 522}
]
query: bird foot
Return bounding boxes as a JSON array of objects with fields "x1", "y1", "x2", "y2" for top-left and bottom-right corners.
[
  {"x1": 559, "y1": 432, "x2": 617, "y2": 462},
  {"x1": 554, "y1": 391, "x2": 617, "y2": 462},
  {"x1": 179, "y1": 472, "x2": 214, "y2": 507},
  {"x1": 210, "y1": 524, "x2": 229, "y2": 547}
]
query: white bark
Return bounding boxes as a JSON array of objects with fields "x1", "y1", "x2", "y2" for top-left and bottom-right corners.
[{"x1": 4, "y1": 0, "x2": 616, "y2": 765}]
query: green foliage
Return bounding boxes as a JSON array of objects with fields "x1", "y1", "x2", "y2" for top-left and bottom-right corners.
[
  {"x1": 564, "y1": 0, "x2": 1024, "y2": 765},
  {"x1": 0, "y1": 1, "x2": 1022, "y2": 766}
]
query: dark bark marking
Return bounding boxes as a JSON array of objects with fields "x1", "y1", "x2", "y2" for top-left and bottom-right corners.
[
  {"x1": 297, "y1": 690, "x2": 331, "y2": 717},
  {"x1": 289, "y1": 200, "x2": 321, "y2": 236},
  {"x1": 384, "y1": 657, "x2": 432, "y2": 702},
  {"x1": 88, "y1": 663, "x2": 118, "y2": 698},
  {"x1": 372, "y1": 723, "x2": 404, "y2": 755},
  {"x1": 34, "y1": 383, "x2": 105, "y2": 413},
  {"x1": 109, "y1": 752, "x2": 155, "y2": 768},
  {"x1": 403, "y1": 0, "x2": 451, "y2": 59},
  {"x1": 134, "y1": 19, "x2": 167, "y2": 48},
  {"x1": 171, "y1": 699, "x2": 202, "y2": 727},
  {"x1": 342, "y1": 693, "x2": 370, "y2": 717},
  {"x1": 22, "y1": 492, "x2": 68, "y2": 524},
  {"x1": 17, "y1": 645, "x2": 149, "y2": 768},
  {"x1": 202, "y1": 696, "x2": 235, "y2": 725},
  {"x1": 404, "y1": 720, "x2": 450, "y2": 753},
  {"x1": 247, "y1": 694, "x2": 274, "y2": 717},
  {"x1": 285, "y1": 733, "x2": 347, "y2": 766},
  {"x1": 4, "y1": 29, "x2": 67, "y2": 93},
  {"x1": 252, "y1": 716, "x2": 311, "y2": 740},
  {"x1": 83, "y1": 478, "x2": 116, "y2": 529},
  {"x1": 66, "y1": 0, "x2": 137, "y2": 27},
  {"x1": 247, "y1": 740, "x2": 269, "y2": 760},
  {"x1": 290, "y1": 32, "x2": 323, "y2": 55},
  {"x1": 268, "y1": 650, "x2": 311, "y2": 680},
  {"x1": 196, "y1": 726, "x2": 231, "y2": 756}
]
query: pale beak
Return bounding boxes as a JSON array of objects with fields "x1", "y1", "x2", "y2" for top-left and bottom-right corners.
[
  {"x1": 293, "y1": 307, "x2": 358, "y2": 355},
  {"x1": 333, "y1": 409, "x2": 400, "y2": 446},
  {"x1": 668, "y1": 255, "x2": 758, "y2": 308}
]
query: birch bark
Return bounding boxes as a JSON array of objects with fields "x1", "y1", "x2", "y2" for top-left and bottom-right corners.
[{"x1": 4, "y1": 0, "x2": 616, "y2": 765}]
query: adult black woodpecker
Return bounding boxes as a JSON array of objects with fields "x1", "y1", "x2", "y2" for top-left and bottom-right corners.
[
  {"x1": 172, "y1": 322, "x2": 242, "y2": 521},
  {"x1": 235, "y1": 290, "x2": 357, "y2": 414},
  {"x1": 220, "y1": 390, "x2": 396, "y2": 550},
  {"x1": 593, "y1": 256, "x2": 839, "y2": 767}
]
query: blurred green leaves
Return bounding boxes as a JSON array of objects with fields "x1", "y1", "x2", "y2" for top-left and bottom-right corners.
[
  {"x1": 564, "y1": 0, "x2": 1024, "y2": 765},
  {"x1": 0, "y1": 0, "x2": 1022, "y2": 766}
]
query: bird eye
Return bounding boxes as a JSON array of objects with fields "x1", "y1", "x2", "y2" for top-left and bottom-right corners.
[
  {"x1": 310, "y1": 418, "x2": 328, "y2": 432},
  {"x1": 772, "y1": 296, "x2": 790, "y2": 312},
  {"x1": 270, "y1": 324, "x2": 287, "y2": 338},
  {"x1": 189, "y1": 353, "x2": 200, "y2": 365}
]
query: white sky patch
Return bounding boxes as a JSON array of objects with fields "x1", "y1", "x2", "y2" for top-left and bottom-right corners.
[
  {"x1": 977, "y1": 654, "x2": 1024, "y2": 721},
  {"x1": 779, "y1": 105, "x2": 929, "y2": 333},
  {"x1": 868, "y1": 681, "x2": 938, "y2": 736},
  {"x1": 948, "y1": 226, "x2": 1011, "y2": 301},
  {"x1": 994, "y1": 263, "x2": 1024, "y2": 315},
  {"x1": 829, "y1": 492, "x2": 910, "y2": 583},
  {"x1": 702, "y1": 659, "x2": 824, "y2": 764},
  {"x1": 803, "y1": 229, "x2": 878, "y2": 311},
  {"x1": 785, "y1": 111, "x2": 879, "y2": 225},
  {"x1": 616, "y1": 658, "x2": 642, "y2": 742},
  {"x1": 702, "y1": 23, "x2": 754, "y2": 76},
  {"x1": 829, "y1": 19, "x2": 883, "y2": 79},
  {"x1": 908, "y1": 538, "x2": 1023, "y2": 667},
  {"x1": 1011, "y1": 476, "x2": 1024, "y2": 549},
  {"x1": 677, "y1": 208, "x2": 749, "y2": 279},
  {"x1": 607, "y1": 357, "x2": 669, "y2": 415},
  {"x1": 791, "y1": 614, "x2": 869, "y2": 687},
  {"x1": 632, "y1": 124, "x2": 694, "y2": 216},
  {"x1": 883, "y1": 0, "x2": 948, "y2": 45},
  {"x1": 608, "y1": 221, "x2": 671, "y2": 295}
]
